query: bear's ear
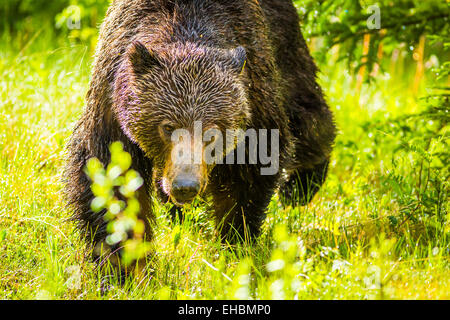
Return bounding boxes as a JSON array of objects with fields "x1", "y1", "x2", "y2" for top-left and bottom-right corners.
[
  {"x1": 228, "y1": 46, "x2": 247, "y2": 74},
  {"x1": 127, "y1": 41, "x2": 160, "y2": 74}
]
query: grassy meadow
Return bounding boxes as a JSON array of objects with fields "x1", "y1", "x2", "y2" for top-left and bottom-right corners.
[{"x1": 0, "y1": 20, "x2": 449, "y2": 299}]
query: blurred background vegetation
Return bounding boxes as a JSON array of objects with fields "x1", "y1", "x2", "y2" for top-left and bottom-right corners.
[{"x1": 0, "y1": 0, "x2": 448, "y2": 299}]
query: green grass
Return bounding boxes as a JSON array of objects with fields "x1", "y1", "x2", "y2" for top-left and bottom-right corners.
[{"x1": 0, "y1": 31, "x2": 448, "y2": 300}]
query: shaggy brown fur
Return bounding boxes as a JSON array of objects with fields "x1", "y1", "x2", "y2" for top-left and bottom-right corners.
[{"x1": 64, "y1": 0, "x2": 336, "y2": 264}]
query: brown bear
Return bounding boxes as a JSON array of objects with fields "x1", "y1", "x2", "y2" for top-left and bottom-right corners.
[{"x1": 64, "y1": 0, "x2": 336, "y2": 264}]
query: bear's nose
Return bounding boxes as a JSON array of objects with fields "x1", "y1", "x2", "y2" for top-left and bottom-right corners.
[{"x1": 171, "y1": 177, "x2": 200, "y2": 204}]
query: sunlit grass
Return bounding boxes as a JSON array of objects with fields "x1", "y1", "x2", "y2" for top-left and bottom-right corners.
[{"x1": 0, "y1": 32, "x2": 448, "y2": 300}]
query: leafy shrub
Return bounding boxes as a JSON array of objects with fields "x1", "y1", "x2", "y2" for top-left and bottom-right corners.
[{"x1": 85, "y1": 142, "x2": 151, "y2": 267}]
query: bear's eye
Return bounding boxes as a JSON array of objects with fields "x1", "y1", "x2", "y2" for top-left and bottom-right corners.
[{"x1": 160, "y1": 123, "x2": 176, "y2": 138}]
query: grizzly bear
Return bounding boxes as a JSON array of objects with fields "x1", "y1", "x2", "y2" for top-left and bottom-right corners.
[{"x1": 64, "y1": 0, "x2": 336, "y2": 264}]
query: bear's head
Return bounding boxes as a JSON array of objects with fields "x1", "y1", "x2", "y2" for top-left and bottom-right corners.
[{"x1": 113, "y1": 41, "x2": 250, "y2": 205}]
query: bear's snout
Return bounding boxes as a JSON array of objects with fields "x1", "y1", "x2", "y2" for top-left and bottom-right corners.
[{"x1": 171, "y1": 175, "x2": 201, "y2": 204}]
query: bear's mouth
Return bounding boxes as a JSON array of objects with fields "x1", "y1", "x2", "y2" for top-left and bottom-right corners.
[
  {"x1": 170, "y1": 197, "x2": 190, "y2": 207},
  {"x1": 169, "y1": 191, "x2": 198, "y2": 207}
]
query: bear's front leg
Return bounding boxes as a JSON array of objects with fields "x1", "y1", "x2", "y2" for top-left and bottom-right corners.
[
  {"x1": 209, "y1": 164, "x2": 279, "y2": 243},
  {"x1": 64, "y1": 118, "x2": 155, "y2": 277}
]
